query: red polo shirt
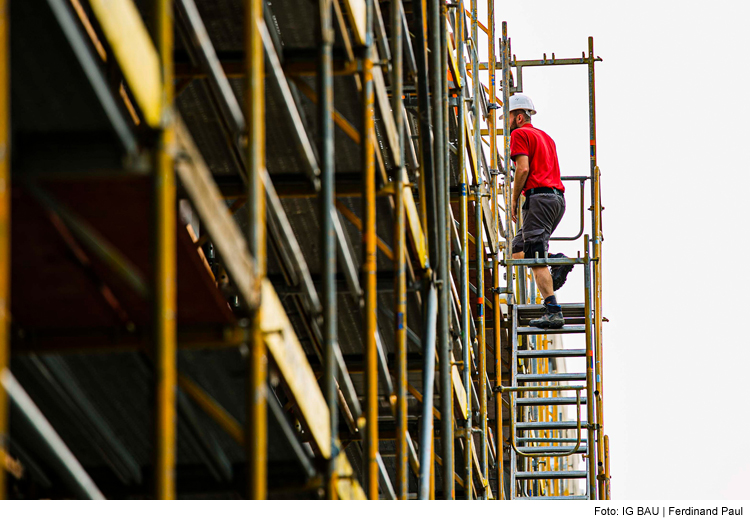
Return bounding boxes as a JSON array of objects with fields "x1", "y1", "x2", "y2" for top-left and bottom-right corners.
[{"x1": 510, "y1": 123, "x2": 564, "y2": 193}]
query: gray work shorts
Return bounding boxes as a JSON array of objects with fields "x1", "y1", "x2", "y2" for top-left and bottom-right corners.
[{"x1": 511, "y1": 193, "x2": 565, "y2": 259}]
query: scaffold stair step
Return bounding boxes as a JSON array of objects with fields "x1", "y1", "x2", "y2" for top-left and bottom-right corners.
[
  {"x1": 517, "y1": 349, "x2": 586, "y2": 358},
  {"x1": 517, "y1": 325, "x2": 586, "y2": 335},
  {"x1": 516, "y1": 396, "x2": 587, "y2": 406},
  {"x1": 516, "y1": 495, "x2": 589, "y2": 500},
  {"x1": 516, "y1": 470, "x2": 587, "y2": 480},
  {"x1": 516, "y1": 421, "x2": 587, "y2": 431},
  {"x1": 517, "y1": 303, "x2": 584, "y2": 318},
  {"x1": 517, "y1": 372, "x2": 586, "y2": 382}
]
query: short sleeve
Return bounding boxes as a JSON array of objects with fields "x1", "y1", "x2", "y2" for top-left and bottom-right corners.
[{"x1": 510, "y1": 129, "x2": 529, "y2": 160}]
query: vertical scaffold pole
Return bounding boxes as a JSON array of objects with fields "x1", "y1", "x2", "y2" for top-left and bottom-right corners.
[
  {"x1": 480, "y1": 0, "x2": 497, "y2": 501},
  {"x1": 362, "y1": 0, "x2": 379, "y2": 500},
  {"x1": 391, "y1": 0, "x2": 408, "y2": 501},
  {"x1": 318, "y1": 0, "x2": 337, "y2": 500},
  {"x1": 583, "y1": 235, "x2": 596, "y2": 500},
  {"x1": 469, "y1": 0, "x2": 480, "y2": 500},
  {"x1": 430, "y1": 0, "x2": 452, "y2": 500},
  {"x1": 587, "y1": 36, "x2": 606, "y2": 499},
  {"x1": 246, "y1": 0, "x2": 267, "y2": 500},
  {"x1": 475, "y1": 182, "x2": 485, "y2": 501},
  {"x1": 0, "y1": 0, "x2": 8, "y2": 502},
  {"x1": 498, "y1": 19, "x2": 511, "y2": 501},
  {"x1": 154, "y1": 0, "x2": 177, "y2": 501},
  {"x1": 456, "y1": 0, "x2": 472, "y2": 501},
  {"x1": 413, "y1": 0, "x2": 438, "y2": 498},
  {"x1": 418, "y1": 284, "x2": 437, "y2": 499}
]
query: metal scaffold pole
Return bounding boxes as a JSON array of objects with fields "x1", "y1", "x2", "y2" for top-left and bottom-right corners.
[
  {"x1": 154, "y1": 0, "x2": 177, "y2": 501},
  {"x1": 583, "y1": 235, "x2": 597, "y2": 499},
  {"x1": 412, "y1": 0, "x2": 439, "y2": 499},
  {"x1": 391, "y1": 0, "x2": 408, "y2": 501},
  {"x1": 318, "y1": 0, "x2": 338, "y2": 500},
  {"x1": 456, "y1": 0, "x2": 472, "y2": 501},
  {"x1": 430, "y1": 0, "x2": 452, "y2": 500},
  {"x1": 587, "y1": 36, "x2": 607, "y2": 500},
  {"x1": 498, "y1": 19, "x2": 511, "y2": 501},
  {"x1": 482, "y1": 0, "x2": 497, "y2": 500},
  {"x1": 362, "y1": 0, "x2": 379, "y2": 500},
  {"x1": 246, "y1": 0, "x2": 267, "y2": 500},
  {"x1": 0, "y1": 0, "x2": 8, "y2": 502}
]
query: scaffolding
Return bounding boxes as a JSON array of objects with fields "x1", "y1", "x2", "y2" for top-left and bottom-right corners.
[{"x1": 0, "y1": 0, "x2": 607, "y2": 499}]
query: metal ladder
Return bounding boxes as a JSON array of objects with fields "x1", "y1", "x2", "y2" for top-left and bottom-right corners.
[{"x1": 497, "y1": 244, "x2": 597, "y2": 500}]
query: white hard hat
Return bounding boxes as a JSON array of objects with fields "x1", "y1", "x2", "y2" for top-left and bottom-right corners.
[{"x1": 509, "y1": 93, "x2": 537, "y2": 115}]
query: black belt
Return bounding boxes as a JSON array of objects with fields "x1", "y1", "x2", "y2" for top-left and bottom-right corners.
[{"x1": 526, "y1": 187, "x2": 563, "y2": 197}]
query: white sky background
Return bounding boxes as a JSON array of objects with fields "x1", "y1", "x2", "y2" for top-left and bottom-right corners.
[{"x1": 469, "y1": 0, "x2": 750, "y2": 499}]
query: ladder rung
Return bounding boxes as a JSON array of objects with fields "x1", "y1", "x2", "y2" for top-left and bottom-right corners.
[
  {"x1": 516, "y1": 396, "x2": 587, "y2": 406},
  {"x1": 516, "y1": 470, "x2": 587, "y2": 480},
  {"x1": 517, "y1": 373, "x2": 586, "y2": 382},
  {"x1": 516, "y1": 437, "x2": 587, "y2": 444},
  {"x1": 516, "y1": 421, "x2": 587, "y2": 431},
  {"x1": 514, "y1": 445, "x2": 587, "y2": 454},
  {"x1": 517, "y1": 349, "x2": 586, "y2": 358},
  {"x1": 515, "y1": 495, "x2": 589, "y2": 500},
  {"x1": 518, "y1": 325, "x2": 587, "y2": 335}
]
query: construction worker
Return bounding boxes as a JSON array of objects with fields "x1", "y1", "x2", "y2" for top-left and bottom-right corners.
[{"x1": 509, "y1": 94, "x2": 573, "y2": 329}]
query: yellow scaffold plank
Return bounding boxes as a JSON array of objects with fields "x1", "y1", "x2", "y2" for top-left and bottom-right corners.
[
  {"x1": 260, "y1": 278, "x2": 331, "y2": 458},
  {"x1": 452, "y1": 365, "x2": 468, "y2": 420},
  {"x1": 88, "y1": 0, "x2": 162, "y2": 127},
  {"x1": 404, "y1": 188, "x2": 428, "y2": 268},
  {"x1": 447, "y1": 21, "x2": 460, "y2": 90},
  {"x1": 340, "y1": 0, "x2": 366, "y2": 45}
]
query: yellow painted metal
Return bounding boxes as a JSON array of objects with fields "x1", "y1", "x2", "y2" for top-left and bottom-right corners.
[
  {"x1": 362, "y1": 45, "x2": 379, "y2": 500},
  {"x1": 603, "y1": 434, "x2": 610, "y2": 499},
  {"x1": 88, "y1": 0, "x2": 161, "y2": 127},
  {"x1": 246, "y1": 0, "x2": 267, "y2": 499},
  {"x1": 0, "y1": 0, "x2": 7, "y2": 502},
  {"x1": 154, "y1": 0, "x2": 176, "y2": 501}
]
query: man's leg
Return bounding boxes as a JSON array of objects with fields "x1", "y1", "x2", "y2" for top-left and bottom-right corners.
[
  {"x1": 528, "y1": 264, "x2": 563, "y2": 328},
  {"x1": 531, "y1": 265, "x2": 554, "y2": 299}
]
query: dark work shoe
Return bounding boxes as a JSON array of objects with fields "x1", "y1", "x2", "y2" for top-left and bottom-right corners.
[
  {"x1": 530, "y1": 311, "x2": 564, "y2": 329},
  {"x1": 548, "y1": 252, "x2": 574, "y2": 292}
]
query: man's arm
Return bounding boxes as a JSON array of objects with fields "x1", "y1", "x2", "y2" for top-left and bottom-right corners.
[{"x1": 511, "y1": 155, "x2": 529, "y2": 223}]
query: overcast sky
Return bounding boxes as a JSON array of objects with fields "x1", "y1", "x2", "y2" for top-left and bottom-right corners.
[{"x1": 471, "y1": 0, "x2": 750, "y2": 500}]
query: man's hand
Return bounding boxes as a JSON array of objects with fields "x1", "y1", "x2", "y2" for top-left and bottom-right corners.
[{"x1": 511, "y1": 196, "x2": 519, "y2": 223}]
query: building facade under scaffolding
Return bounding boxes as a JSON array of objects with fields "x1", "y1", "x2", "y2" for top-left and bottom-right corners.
[{"x1": 0, "y1": 0, "x2": 608, "y2": 499}]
